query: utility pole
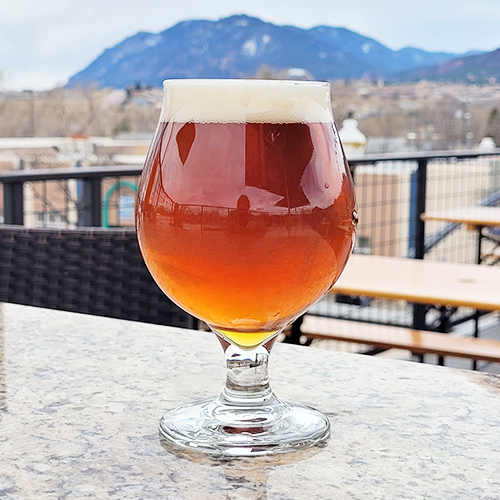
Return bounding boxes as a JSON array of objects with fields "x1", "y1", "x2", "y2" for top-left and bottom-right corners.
[{"x1": 26, "y1": 90, "x2": 36, "y2": 136}]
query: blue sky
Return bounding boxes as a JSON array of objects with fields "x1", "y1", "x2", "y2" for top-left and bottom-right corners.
[{"x1": 1, "y1": 0, "x2": 500, "y2": 91}]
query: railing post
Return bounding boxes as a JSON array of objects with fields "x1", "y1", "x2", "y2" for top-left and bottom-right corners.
[
  {"x1": 78, "y1": 178, "x2": 102, "y2": 227},
  {"x1": 411, "y1": 158, "x2": 428, "y2": 330},
  {"x1": 414, "y1": 159, "x2": 428, "y2": 259},
  {"x1": 3, "y1": 159, "x2": 26, "y2": 225},
  {"x1": 3, "y1": 182, "x2": 25, "y2": 225}
]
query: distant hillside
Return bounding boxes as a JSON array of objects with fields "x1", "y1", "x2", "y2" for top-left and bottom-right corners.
[
  {"x1": 394, "y1": 48, "x2": 500, "y2": 83},
  {"x1": 66, "y1": 14, "x2": 461, "y2": 88}
]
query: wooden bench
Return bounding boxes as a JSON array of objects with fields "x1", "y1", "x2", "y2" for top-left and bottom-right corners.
[{"x1": 301, "y1": 315, "x2": 500, "y2": 365}]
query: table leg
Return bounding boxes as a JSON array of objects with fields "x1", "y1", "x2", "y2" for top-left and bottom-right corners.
[
  {"x1": 476, "y1": 225, "x2": 484, "y2": 265},
  {"x1": 472, "y1": 225, "x2": 484, "y2": 370},
  {"x1": 284, "y1": 316, "x2": 304, "y2": 345}
]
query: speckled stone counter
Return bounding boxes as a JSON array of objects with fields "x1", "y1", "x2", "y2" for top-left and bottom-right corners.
[{"x1": 1, "y1": 303, "x2": 499, "y2": 499}]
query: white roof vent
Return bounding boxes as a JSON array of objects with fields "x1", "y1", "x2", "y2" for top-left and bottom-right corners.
[{"x1": 338, "y1": 117, "x2": 367, "y2": 159}]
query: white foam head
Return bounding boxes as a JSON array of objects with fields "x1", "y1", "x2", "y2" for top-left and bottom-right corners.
[{"x1": 160, "y1": 79, "x2": 333, "y2": 124}]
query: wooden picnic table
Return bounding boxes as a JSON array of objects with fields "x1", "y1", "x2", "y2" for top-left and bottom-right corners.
[
  {"x1": 422, "y1": 205, "x2": 500, "y2": 230},
  {"x1": 297, "y1": 254, "x2": 500, "y2": 367},
  {"x1": 422, "y1": 205, "x2": 500, "y2": 264},
  {"x1": 332, "y1": 254, "x2": 500, "y2": 312}
]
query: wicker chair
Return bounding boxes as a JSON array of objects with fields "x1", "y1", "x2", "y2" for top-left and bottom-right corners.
[{"x1": 0, "y1": 225, "x2": 195, "y2": 329}]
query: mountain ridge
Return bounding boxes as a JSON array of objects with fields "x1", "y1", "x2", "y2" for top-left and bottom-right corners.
[
  {"x1": 393, "y1": 48, "x2": 500, "y2": 83},
  {"x1": 66, "y1": 14, "x2": 483, "y2": 88}
]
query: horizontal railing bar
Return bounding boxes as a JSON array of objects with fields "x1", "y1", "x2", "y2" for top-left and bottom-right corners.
[
  {"x1": 350, "y1": 148, "x2": 500, "y2": 165},
  {"x1": 0, "y1": 165, "x2": 144, "y2": 183},
  {"x1": 1, "y1": 149, "x2": 500, "y2": 183}
]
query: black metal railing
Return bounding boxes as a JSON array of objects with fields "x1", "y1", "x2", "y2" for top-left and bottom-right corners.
[
  {"x1": 349, "y1": 148, "x2": 500, "y2": 262},
  {"x1": 1, "y1": 149, "x2": 499, "y2": 332},
  {"x1": 341, "y1": 149, "x2": 500, "y2": 332},
  {"x1": 0, "y1": 165, "x2": 142, "y2": 227}
]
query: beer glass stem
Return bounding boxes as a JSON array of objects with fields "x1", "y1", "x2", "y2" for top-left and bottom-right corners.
[{"x1": 218, "y1": 337, "x2": 276, "y2": 406}]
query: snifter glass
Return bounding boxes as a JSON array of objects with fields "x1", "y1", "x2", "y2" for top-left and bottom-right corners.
[{"x1": 136, "y1": 79, "x2": 356, "y2": 456}]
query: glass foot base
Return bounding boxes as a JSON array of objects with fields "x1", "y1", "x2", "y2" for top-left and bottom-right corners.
[{"x1": 159, "y1": 394, "x2": 330, "y2": 456}]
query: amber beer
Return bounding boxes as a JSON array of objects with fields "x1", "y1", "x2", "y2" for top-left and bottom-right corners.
[{"x1": 136, "y1": 81, "x2": 356, "y2": 348}]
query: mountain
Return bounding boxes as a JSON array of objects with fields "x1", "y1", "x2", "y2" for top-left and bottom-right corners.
[
  {"x1": 393, "y1": 48, "x2": 500, "y2": 83},
  {"x1": 66, "y1": 14, "x2": 461, "y2": 89}
]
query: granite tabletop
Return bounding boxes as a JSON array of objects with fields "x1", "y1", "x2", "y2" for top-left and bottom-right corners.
[{"x1": 0, "y1": 303, "x2": 499, "y2": 500}]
